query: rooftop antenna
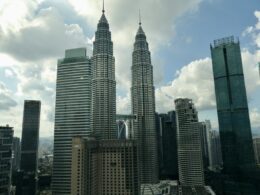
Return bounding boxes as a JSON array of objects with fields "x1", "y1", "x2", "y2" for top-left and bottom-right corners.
[
  {"x1": 102, "y1": 0, "x2": 105, "y2": 13},
  {"x1": 139, "y1": 9, "x2": 142, "y2": 26}
]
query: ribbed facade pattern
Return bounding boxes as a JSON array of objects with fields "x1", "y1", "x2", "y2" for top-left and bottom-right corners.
[
  {"x1": 52, "y1": 49, "x2": 92, "y2": 195},
  {"x1": 175, "y1": 98, "x2": 204, "y2": 186},
  {"x1": 131, "y1": 24, "x2": 159, "y2": 184},
  {"x1": 91, "y1": 12, "x2": 117, "y2": 140}
]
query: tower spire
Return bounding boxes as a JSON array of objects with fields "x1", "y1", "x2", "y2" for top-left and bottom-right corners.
[
  {"x1": 139, "y1": 9, "x2": 141, "y2": 26},
  {"x1": 102, "y1": 0, "x2": 105, "y2": 13}
]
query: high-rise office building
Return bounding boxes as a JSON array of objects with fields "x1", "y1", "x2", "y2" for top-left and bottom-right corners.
[
  {"x1": 211, "y1": 36, "x2": 255, "y2": 175},
  {"x1": 71, "y1": 137, "x2": 140, "y2": 195},
  {"x1": 91, "y1": 7, "x2": 116, "y2": 140},
  {"x1": 199, "y1": 122, "x2": 210, "y2": 169},
  {"x1": 253, "y1": 137, "x2": 260, "y2": 165},
  {"x1": 18, "y1": 100, "x2": 41, "y2": 195},
  {"x1": 208, "y1": 130, "x2": 223, "y2": 169},
  {"x1": 175, "y1": 98, "x2": 204, "y2": 186},
  {"x1": 52, "y1": 48, "x2": 92, "y2": 194},
  {"x1": 12, "y1": 137, "x2": 21, "y2": 172},
  {"x1": 131, "y1": 20, "x2": 159, "y2": 184},
  {"x1": 156, "y1": 111, "x2": 178, "y2": 180},
  {"x1": 0, "y1": 125, "x2": 13, "y2": 195}
]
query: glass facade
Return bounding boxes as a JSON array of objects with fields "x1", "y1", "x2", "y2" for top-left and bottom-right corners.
[
  {"x1": 52, "y1": 48, "x2": 92, "y2": 195},
  {"x1": 0, "y1": 125, "x2": 13, "y2": 194},
  {"x1": 156, "y1": 111, "x2": 178, "y2": 180},
  {"x1": 211, "y1": 36, "x2": 255, "y2": 175},
  {"x1": 20, "y1": 100, "x2": 41, "y2": 173},
  {"x1": 19, "y1": 100, "x2": 41, "y2": 195}
]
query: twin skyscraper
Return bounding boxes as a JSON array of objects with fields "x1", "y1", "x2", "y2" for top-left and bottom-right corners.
[{"x1": 52, "y1": 6, "x2": 158, "y2": 195}]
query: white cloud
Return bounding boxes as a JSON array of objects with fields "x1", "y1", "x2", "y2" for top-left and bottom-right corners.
[
  {"x1": 155, "y1": 58, "x2": 215, "y2": 113},
  {"x1": 0, "y1": 0, "x2": 39, "y2": 33},
  {"x1": 0, "y1": 82, "x2": 17, "y2": 110},
  {"x1": 242, "y1": 10, "x2": 260, "y2": 48},
  {"x1": 0, "y1": 6, "x2": 91, "y2": 61},
  {"x1": 250, "y1": 108, "x2": 260, "y2": 129},
  {"x1": 117, "y1": 93, "x2": 131, "y2": 114}
]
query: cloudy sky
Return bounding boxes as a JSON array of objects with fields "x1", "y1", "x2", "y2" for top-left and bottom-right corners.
[{"x1": 0, "y1": 0, "x2": 259, "y2": 138}]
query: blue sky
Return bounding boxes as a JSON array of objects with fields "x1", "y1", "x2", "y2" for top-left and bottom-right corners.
[{"x1": 0, "y1": 0, "x2": 259, "y2": 137}]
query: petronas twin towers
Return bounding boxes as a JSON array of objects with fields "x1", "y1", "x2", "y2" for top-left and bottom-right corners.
[
  {"x1": 132, "y1": 22, "x2": 159, "y2": 183},
  {"x1": 53, "y1": 5, "x2": 158, "y2": 194},
  {"x1": 91, "y1": 9, "x2": 117, "y2": 140},
  {"x1": 92, "y1": 6, "x2": 159, "y2": 183}
]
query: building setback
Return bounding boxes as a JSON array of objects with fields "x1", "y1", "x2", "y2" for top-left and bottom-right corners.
[
  {"x1": 52, "y1": 48, "x2": 92, "y2": 195},
  {"x1": 91, "y1": 8, "x2": 116, "y2": 140},
  {"x1": 131, "y1": 20, "x2": 159, "y2": 184},
  {"x1": 71, "y1": 137, "x2": 140, "y2": 195},
  {"x1": 175, "y1": 98, "x2": 204, "y2": 186},
  {"x1": 17, "y1": 100, "x2": 41, "y2": 195},
  {"x1": 210, "y1": 36, "x2": 255, "y2": 175},
  {"x1": 0, "y1": 125, "x2": 13, "y2": 195}
]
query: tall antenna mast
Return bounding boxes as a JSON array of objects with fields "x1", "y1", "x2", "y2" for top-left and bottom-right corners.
[
  {"x1": 139, "y1": 9, "x2": 141, "y2": 25},
  {"x1": 102, "y1": 0, "x2": 105, "y2": 13}
]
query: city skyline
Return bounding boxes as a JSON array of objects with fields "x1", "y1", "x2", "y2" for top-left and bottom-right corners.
[{"x1": 0, "y1": 0, "x2": 259, "y2": 138}]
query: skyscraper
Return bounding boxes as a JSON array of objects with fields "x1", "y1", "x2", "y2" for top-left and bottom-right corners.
[
  {"x1": 208, "y1": 130, "x2": 223, "y2": 169},
  {"x1": 12, "y1": 137, "x2": 21, "y2": 172},
  {"x1": 91, "y1": 7, "x2": 116, "y2": 140},
  {"x1": 253, "y1": 137, "x2": 260, "y2": 165},
  {"x1": 175, "y1": 98, "x2": 204, "y2": 186},
  {"x1": 19, "y1": 100, "x2": 41, "y2": 195},
  {"x1": 210, "y1": 36, "x2": 255, "y2": 175},
  {"x1": 131, "y1": 20, "x2": 159, "y2": 184},
  {"x1": 0, "y1": 125, "x2": 13, "y2": 195},
  {"x1": 156, "y1": 111, "x2": 178, "y2": 180},
  {"x1": 199, "y1": 122, "x2": 210, "y2": 169},
  {"x1": 52, "y1": 48, "x2": 92, "y2": 194}
]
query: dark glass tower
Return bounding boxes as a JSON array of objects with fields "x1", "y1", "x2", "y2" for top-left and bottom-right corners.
[
  {"x1": 131, "y1": 21, "x2": 159, "y2": 184},
  {"x1": 19, "y1": 100, "x2": 41, "y2": 195},
  {"x1": 210, "y1": 36, "x2": 255, "y2": 175},
  {"x1": 20, "y1": 100, "x2": 41, "y2": 173},
  {"x1": 156, "y1": 111, "x2": 178, "y2": 180},
  {"x1": 91, "y1": 8, "x2": 116, "y2": 140}
]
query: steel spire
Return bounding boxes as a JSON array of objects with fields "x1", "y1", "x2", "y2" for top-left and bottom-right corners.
[
  {"x1": 102, "y1": 0, "x2": 105, "y2": 13},
  {"x1": 139, "y1": 9, "x2": 141, "y2": 26}
]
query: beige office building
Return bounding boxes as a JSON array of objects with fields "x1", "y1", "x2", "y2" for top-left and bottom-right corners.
[{"x1": 71, "y1": 137, "x2": 140, "y2": 195}]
